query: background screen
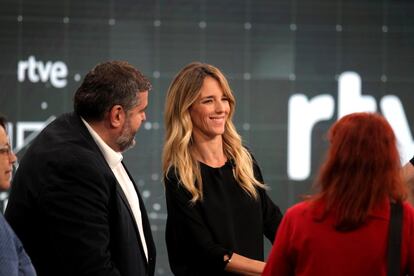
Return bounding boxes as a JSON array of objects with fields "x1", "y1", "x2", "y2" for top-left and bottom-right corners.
[{"x1": 1, "y1": 0, "x2": 414, "y2": 274}]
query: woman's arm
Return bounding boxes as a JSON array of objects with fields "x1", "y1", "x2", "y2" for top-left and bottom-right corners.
[
  {"x1": 165, "y1": 172, "x2": 234, "y2": 274},
  {"x1": 251, "y1": 159, "x2": 283, "y2": 242},
  {"x1": 224, "y1": 253, "x2": 265, "y2": 276},
  {"x1": 166, "y1": 170, "x2": 270, "y2": 275}
]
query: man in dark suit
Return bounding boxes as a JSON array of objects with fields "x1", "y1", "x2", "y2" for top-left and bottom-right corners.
[{"x1": 5, "y1": 61, "x2": 156, "y2": 276}]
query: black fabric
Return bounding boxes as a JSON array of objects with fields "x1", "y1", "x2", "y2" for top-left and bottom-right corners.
[
  {"x1": 165, "y1": 159, "x2": 282, "y2": 276},
  {"x1": 5, "y1": 112, "x2": 156, "y2": 276},
  {"x1": 410, "y1": 156, "x2": 414, "y2": 167},
  {"x1": 388, "y1": 202, "x2": 403, "y2": 276}
]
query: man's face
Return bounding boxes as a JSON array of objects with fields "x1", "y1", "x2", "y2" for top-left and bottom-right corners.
[
  {"x1": 0, "y1": 126, "x2": 17, "y2": 190},
  {"x1": 116, "y1": 91, "x2": 148, "y2": 152}
]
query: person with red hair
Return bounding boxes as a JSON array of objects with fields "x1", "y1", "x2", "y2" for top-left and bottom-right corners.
[{"x1": 263, "y1": 112, "x2": 414, "y2": 276}]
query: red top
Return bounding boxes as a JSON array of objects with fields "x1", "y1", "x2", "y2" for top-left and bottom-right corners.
[{"x1": 263, "y1": 199, "x2": 414, "y2": 276}]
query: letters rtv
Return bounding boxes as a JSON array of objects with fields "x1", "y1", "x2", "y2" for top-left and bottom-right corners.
[
  {"x1": 288, "y1": 72, "x2": 413, "y2": 181},
  {"x1": 17, "y1": 56, "x2": 68, "y2": 89}
]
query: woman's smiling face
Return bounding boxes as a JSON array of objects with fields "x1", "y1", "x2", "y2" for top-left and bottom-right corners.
[{"x1": 189, "y1": 76, "x2": 230, "y2": 140}]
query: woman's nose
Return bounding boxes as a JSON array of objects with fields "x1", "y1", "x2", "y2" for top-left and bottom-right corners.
[
  {"x1": 9, "y1": 150, "x2": 17, "y2": 164},
  {"x1": 215, "y1": 101, "x2": 225, "y2": 112}
]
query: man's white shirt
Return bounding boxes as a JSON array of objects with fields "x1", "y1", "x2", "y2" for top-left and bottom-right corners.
[{"x1": 81, "y1": 118, "x2": 148, "y2": 261}]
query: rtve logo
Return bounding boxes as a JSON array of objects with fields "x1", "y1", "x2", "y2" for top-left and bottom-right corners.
[
  {"x1": 17, "y1": 56, "x2": 68, "y2": 88},
  {"x1": 288, "y1": 72, "x2": 413, "y2": 181}
]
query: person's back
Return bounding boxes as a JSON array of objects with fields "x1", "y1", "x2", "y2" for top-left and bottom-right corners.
[
  {"x1": 265, "y1": 200, "x2": 414, "y2": 275},
  {"x1": 263, "y1": 112, "x2": 414, "y2": 276}
]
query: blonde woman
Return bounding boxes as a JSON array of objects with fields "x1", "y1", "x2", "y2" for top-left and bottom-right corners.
[{"x1": 162, "y1": 62, "x2": 282, "y2": 276}]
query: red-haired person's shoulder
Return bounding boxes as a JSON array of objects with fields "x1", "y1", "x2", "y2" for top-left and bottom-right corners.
[
  {"x1": 402, "y1": 201, "x2": 414, "y2": 222},
  {"x1": 285, "y1": 201, "x2": 311, "y2": 215},
  {"x1": 282, "y1": 200, "x2": 315, "y2": 224},
  {"x1": 403, "y1": 201, "x2": 414, "y2": 211}
]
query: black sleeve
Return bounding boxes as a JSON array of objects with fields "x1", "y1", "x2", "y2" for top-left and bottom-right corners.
[
  {"x1": 165, "y1": 171, "x2": 230, "y2": 274},
  {"x1": 252, "y1": 158, "x2": 283, "y2": 243},
  {"x1": 261, "y1": 190, "x2": 283, "y2": 243},
  {"x1": 410, "y1": 156, "x2": 414, "y2": 166},
  {"x1": 6, "y1": 150, "x2": 122, "y2": 276},
  {"x1": 43, "y1": 154, "x2": 121, "y2": 275}
]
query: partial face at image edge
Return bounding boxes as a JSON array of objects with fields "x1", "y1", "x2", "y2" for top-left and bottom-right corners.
[{"x1": 0, "y1": 126, "x2": 17, "y2": 190}]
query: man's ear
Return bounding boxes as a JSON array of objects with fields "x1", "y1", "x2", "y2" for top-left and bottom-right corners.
[{"x1": 108, "y1": 105, "x2": 125, "y2": 128}]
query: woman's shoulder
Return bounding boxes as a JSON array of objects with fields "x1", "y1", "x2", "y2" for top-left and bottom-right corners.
[
  {"x1": 402, "y1": 201, "x2": 414, "y2": 210},
  {"x1": 284, "y1": 200, "x2": 313, "y2": 220},
  {"x1": 242, "y1": 145, "x2": 256, "y2": 160},
  {"x1": 164, "y1": 167, "x2": 182, "y2": 189},
  {"x1": 164, "y1": 167, "x2": 191, "y2": 192},
  {"x1": 402, "y1": 201, "x2": 414, "y2": 219},
  {"x1": 165, "y1": 166, "x2": 178, "y2": 179},
  {"x1": 287, "y1": 200, "x2": 310, "y2": 212}
]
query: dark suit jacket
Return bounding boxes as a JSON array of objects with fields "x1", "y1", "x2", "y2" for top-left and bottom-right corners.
[{"x1": 5, "y1": 112, "x2": 156, "y2": 276}]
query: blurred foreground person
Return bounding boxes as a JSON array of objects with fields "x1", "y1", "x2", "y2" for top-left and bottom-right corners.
[
  {"x1": 263, "y1": 112, "x2": 414, "y2": 276},
  {"x1": 0, "y1": 115, "x2": 36, "y2": 276}
]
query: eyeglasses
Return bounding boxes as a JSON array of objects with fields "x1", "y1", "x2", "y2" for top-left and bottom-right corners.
[{"x1": 0, "y1": 144, "x2": 13, "y2": 156}]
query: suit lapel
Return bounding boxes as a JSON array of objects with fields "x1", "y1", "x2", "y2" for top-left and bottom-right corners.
[
  {"x1": 111, "y1": 168, "x2": 153, "y2": 273},
  {"x1": 72, "y1": 113, "x2": 155, "y2": 271},
  {"x1": 122, "y1": 163, "x2": 156, "y2": 263}
]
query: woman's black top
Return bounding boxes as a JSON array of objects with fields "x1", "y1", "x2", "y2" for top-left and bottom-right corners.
[{"x1": 164, "y1": 159, "x2": 283, "y2": 275}]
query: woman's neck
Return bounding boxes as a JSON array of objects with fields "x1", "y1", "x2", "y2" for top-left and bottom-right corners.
[{"x1": 191, "y1": 137, "x2": 227, "y2": 168}]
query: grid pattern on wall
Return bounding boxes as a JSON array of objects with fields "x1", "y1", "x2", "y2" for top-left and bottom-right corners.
[{"x1": 1, "y1": 0, "x2": 414, "y2": 274}]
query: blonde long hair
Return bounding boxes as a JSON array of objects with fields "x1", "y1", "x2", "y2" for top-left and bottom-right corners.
[{"x1": 162, "y1": 62, "x2": 265, "y2": 203}]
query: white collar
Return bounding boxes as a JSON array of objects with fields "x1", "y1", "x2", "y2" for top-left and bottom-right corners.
[{"x1": 81, "y1": 117, "x2": 123, "y2": 169}]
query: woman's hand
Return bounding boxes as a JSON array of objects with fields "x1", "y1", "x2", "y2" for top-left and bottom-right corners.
[{"x1": 224, "y1": 252, "x2": 265, "y2": 276}]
